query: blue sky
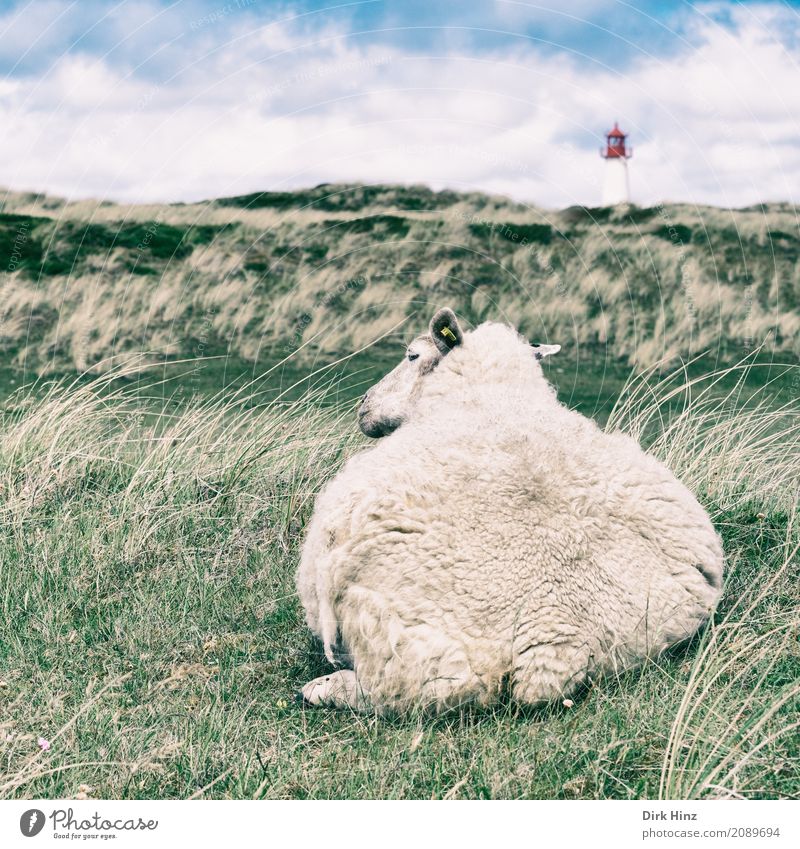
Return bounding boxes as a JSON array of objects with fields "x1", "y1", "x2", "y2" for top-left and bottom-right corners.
[{"x1": 1, "y1": 0, "x2": 799, "y2": 206}]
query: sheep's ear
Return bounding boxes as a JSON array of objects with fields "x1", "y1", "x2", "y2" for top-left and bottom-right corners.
[
  {"x1": 531, "y1": 343, "x2": 561, "y2": 360},
  {"x1": 430, "y1": 308, "x2": 463, "y2": 354}
]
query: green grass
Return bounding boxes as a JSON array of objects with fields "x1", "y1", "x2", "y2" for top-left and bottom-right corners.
[
  {"x1": 0, "y1": 356, "x2": 797, "y2": 800},
  {"x1": 323, "y1": 215, "x2": 411, "y2": 239},
  {"x1": 469, "y1": 221, "x2": 554, "y2": 244},
  {"x1": 214, "y1": 183, "x2": 464, "y2": 212},
  {"x1": 0, "y1": 212, "x2": 232, "y2": 279}
]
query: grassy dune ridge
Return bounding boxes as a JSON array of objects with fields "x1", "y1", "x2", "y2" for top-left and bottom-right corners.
[
  {"x1": 0, "y1": 359, "x2": 797, "y2": 800},
  {"x1": 1, "y1": 184, "x2": 799, "y2": 377}
]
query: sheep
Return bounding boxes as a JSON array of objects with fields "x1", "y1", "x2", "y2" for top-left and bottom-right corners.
[{"x1": 296, "y1": 307, "x2": 724, "y2": 713}]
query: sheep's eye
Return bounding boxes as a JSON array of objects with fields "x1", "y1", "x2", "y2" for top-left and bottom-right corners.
[{"x1": 407, "y1": 352, "x2": 420, "y2": 362}]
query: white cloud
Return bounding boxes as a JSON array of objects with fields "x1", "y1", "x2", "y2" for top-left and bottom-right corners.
[{"x1": 1, "y1": 4, "x2": 799, "y2": 207}]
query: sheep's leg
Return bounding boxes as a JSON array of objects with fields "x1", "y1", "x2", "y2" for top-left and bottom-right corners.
[
  {"x1": 510, "y1": 635, "x2": 593, "y2": 706},
  {"x1": 334, "y1": 587, "x2": 500, "y2": 713},
  {"x1": 299, "y1": 669, "x2": 373, "y2": 712}
]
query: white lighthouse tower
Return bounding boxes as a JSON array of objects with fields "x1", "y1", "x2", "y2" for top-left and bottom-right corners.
[{"x1": 600, "y1": 122, "x2": 632, "y2": 205}]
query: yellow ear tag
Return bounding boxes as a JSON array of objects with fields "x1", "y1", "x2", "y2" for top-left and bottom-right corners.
[{"x1": 441, "y1": 327, "x2": 457, "y2": 344}]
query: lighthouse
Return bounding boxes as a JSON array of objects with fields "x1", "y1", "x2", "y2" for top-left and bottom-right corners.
[{"x1": 600, "y1": 122, "x2": 632, "y2": 205}]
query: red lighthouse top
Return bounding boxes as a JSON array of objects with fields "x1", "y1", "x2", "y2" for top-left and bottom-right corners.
[{"x1": 601, "y1": 122, "x2": 632, "y2": 159}]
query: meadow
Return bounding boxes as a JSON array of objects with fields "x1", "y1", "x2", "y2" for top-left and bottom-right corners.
[{"x1": 0, "y1": 184, "x2": 798, "y2": 800}]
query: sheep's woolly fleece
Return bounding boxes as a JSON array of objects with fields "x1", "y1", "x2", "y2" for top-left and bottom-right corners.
[{"x1": 297, "y1": 319, "x2": 724, "y2": 713}]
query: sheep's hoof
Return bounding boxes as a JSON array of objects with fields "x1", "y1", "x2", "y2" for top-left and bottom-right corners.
[
  {"x1": 299, "y1": 674, "x2": 336, "y2": 707},
  {"x1": 299, "y1": 670, "x2": 370, "y2": 711}
]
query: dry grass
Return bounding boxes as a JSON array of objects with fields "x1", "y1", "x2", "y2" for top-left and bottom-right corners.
[
  {"x1": 609, "y1": 358, "x2": 800, "y2": 799},
  {"x1": 1, "y1": 185, "x2": 798, "y2": 377}
]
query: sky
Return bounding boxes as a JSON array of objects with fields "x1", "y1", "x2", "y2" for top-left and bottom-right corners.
[{"x1": 1, "y1": 0, "x2": 799, "y2": 208}]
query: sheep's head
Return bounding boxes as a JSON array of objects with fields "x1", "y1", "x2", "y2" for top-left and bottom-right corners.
[
  {"x1": 358, "y1": 308, "x2": 462, "y2": 438},
  {"x1": 358, "y1": 307, "x2": 561, "y2": 438}
]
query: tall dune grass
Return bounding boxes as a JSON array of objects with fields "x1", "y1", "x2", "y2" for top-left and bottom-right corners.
[
  {"x1": 1, "y1": 185, "x2": 799, "y2": 377},
  {"x1": 608, "y1": 357, "x2": 799, "y2": 799},
  {"x1": 0, "y1": 357, "x2": 797, "y2": 799}
]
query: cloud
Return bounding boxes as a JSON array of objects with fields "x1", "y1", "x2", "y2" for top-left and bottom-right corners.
[{"x1": 0, "y1": 0, "x2": 798, "y2": 207}]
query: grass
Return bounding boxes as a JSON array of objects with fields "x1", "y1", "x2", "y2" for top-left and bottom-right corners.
[
  {"x1": 0, "y1": 354, "x2": 797, "y2": 800},
  {"x1": 1, "y1": 183, "x2": 799, "y2": 377}
]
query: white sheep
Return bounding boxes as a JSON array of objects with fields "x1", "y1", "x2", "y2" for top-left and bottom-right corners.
[{"x1": 296, "y1": 308, "x2": 724, "y2": 713}]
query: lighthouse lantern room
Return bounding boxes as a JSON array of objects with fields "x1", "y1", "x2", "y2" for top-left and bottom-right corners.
[{"x1": 600, "y1": 122, "x2": 632, "y2": 205}]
